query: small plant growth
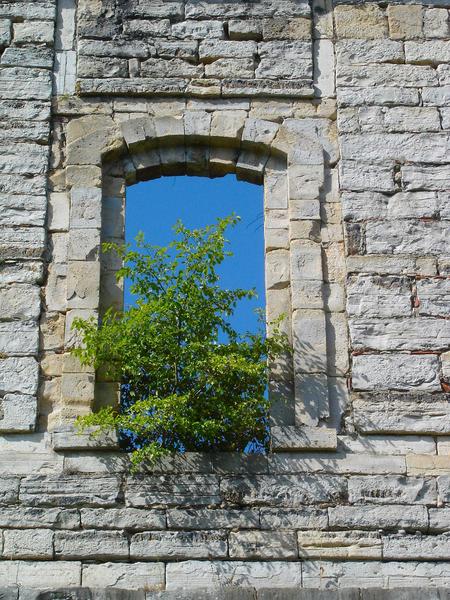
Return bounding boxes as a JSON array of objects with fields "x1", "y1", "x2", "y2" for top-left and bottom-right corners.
[{"x1": 72, "y1": 215, "x2": 289, "y2": 467}]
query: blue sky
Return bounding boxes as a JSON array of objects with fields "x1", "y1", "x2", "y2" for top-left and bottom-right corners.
[{"x1": 125, "y1": 175, "x2": 265, "y2": 335}]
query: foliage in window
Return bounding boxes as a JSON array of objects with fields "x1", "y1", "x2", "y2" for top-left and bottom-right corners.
[{"x1": 72, "y1": 216, "x2": 289, "y2": 467}]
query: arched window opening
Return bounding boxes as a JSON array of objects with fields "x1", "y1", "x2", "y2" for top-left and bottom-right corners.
[
  {"x1": 58, "y1": 113, "x2": 336, "y2": 454},
  {"x1": 96, "y1": 173, "x2": 279, "y2": 458}
]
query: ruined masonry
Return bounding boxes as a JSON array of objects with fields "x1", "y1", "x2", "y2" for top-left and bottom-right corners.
[{"x1": 0, "y1": 0, "x2": 450, "y2": 596}]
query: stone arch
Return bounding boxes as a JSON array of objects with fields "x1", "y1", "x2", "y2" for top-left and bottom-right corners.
[{"x1": 56, "y1": 111, "x2": 337, "y2": 451}]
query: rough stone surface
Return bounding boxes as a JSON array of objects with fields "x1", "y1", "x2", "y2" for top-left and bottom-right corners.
[
  {"x1": 0, "y1": 0, "x2": 449, "y2": 593},
  {"x1": 0, "y1": 394, "x2": 37, "y2": 432},
  {"x1": 352, "y1": 354, "x2": 442, "y2": 391}
]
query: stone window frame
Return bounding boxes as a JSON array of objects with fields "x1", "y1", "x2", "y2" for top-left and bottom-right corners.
[{"x1": 58, "y1": 111, "x2": 337, "y2": 452}]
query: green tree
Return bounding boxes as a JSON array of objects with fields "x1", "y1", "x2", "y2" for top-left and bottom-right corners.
[{"x1": 72, "y1": 215, "x2": 289, "y2": 467}]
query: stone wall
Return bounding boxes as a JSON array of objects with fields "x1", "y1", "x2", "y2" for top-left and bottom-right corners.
[
  {"x1": 0, "y1": 0, "x2": 450, "y2": 595},
  {"x1": 0, "y1": 0, "x2": 56, "y2": 431}
]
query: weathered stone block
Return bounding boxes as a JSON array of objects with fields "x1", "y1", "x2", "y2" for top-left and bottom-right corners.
[
  {"x1": 0, "y1": 321, "x2": 39, "y2": 355},
  {"x1": 228, "y1": 19, "x2": 262, "y2": 41},
  {"x1": 3, "y1": 528, "x2": 53, "y2": 559},
  {"x1": 365, "y1": 221, "x2": 448, "y2": 256},
  {"x1": 352, "y1": 354, "x2": 441, "y2": 392},
  {"x1": 291, "y1": 280, "x2": 323, "y2": 311},
  {"x1": 335, "y1": 5, "x2": 388, "y2": 39},
  {"x1": 13, "y1": 20, "x2": 54, "y2": 44},
  {"x1": 45, "y1": 264, "x2": 67, "y2": 313},
  {"x1": 406, "y1": 41, "x2": 450, "y2": 65},
  {"x1": 265, "y1": 249, "x2": 290, "y2": 290},
  {"x1": 60, "y1": 371, "x2": 94, "y2": 405},
  {"x1": 271, "y1": 426, "x2": 337, "y2": 452},
  {"x1": 80, "y1": 508, "x2": 165, "y2": 531},
  {"x1": 0, "y1": 19, "x2": 11, "y2": 46},
  {"x1": 0, "y1": 173, "x2": 46, "y2": 196},
  {"x1": 407, "y1": 455, "x2": 450, "y2": 477},
  {"x1": 131, "y1": 531, "x2": 227, "y2": 560},
  {"x1": 294, "y1": 373, "x2": 329, "y2": 427},
  {"x1": 122, "y1": 18, "x2": 169, "y2": 38},
  {"x1": 55, "y1": 529, "x2": 129, "y2": 560},
  {"x1": 416, "y1": 279, "x2": 450, "y2": 318},
  {"x1": 48, "y1": 192, "x2": 69, "y2": 232},
  {"x1": 0, "y1": 262, "x2": 44, "y2": 286},
  {"x1": 384, "y1": 107, "x2": 441, "y2": 133},
  {"x1": 78, "y1": 39, "x2": 148, "y2": 59},
  {"x1": 0, "y1": 506, "x2": 79, "y2": 529},
  {"x1": 429, "y1": 508, "x2": 450, "y2": 532},
  {"x1": 66, "y1": 261, "x2": 100, "y2": 309},
  {"x1": 16, "y1": 560, "x2": 81, "y2": 588},
  {"x1": 424, "y1": 8, "x2": 450, "y2": 39},
  {"x1": 0, "y1": 357, "x2": 39, "y2": 395},
  {"x1": 338, "y1": 87, "x2": 419, "y2": 108},
  {"x1": 141, "y1": 58, "x2": 203, "y2": 79},
  {"x1": 0, "y1": 477, "x2": 19, "y2": 504},
  {"x1": 342, "y1": 191, "x2": 439, "y2": 221},
  {"x1": 220, "y1": 475, "x2": 346, "y2": 507},
  {"x1": 0, "y1": 433, "x2": 63, "y2": 476},
  {"x1": 40, "y1": 311, "x2": 65, "y2": 352},
  {"x1": 422, "y1": 85, "x2": 450, "y2": 107},
  {"x1": 229, "y1": 530, "x2": 297, "y2": 559},
  {"x1": 354, "y1": 394, "x2": 450, "y2": 435},
  {"x1": 443, "y1": 353, "x2": 450, "y2": 384},
  {"x1": 0, "y1": 284, "x2": 40, "y2": 321},
  {"x1": 167, "y1": 508, "x2": 259, "y2": 530},
  {"x1": 348, "y1": 475, "x2": 437, "y2": 506},
  {"x1": 19, "y1": 474, "x2": 122, "y2": 507},
  {"x1": 402, "y1": 165, "x2": 450, "y2": 191},
  {"x1": 199, "y1": 40, "x2": 256, "y2": 62},
  {"x1": 384, "y1": 534, "x2": 450, "y2": 561},
  {"x1": 438, "y1": 476, "x2": 450, "y2": 504},
  {"x1": 293, "y1": 309, "x2": 327, "y2": 374},
  {"x1": 341, "y1": 133, "x2": 447, "y2": 164},
  {"x1": 336, "y1": 40, "x2": 404, "y2": 66},
  {"x1": 303, "y1": 560, "x2": 450, "y2": 589},
  {"x1": 166, "y1": 560, "x2": 302, "y2": 590},
  {"x1": 347, "y1": 275, "x2": 411, "y2": 318},
  {"x1": 290, "y1": 240, "x2": 322, "y2": 280},
  {"x1": 1, "y1": 47, "x2": 54, "y2": 70},
  {"x1": 350, "y1": 318, "x2": 450, "y2": 352},
  {"x1": 172, "y1": 20, "x2": 224, "y2": 40},
  {"x1": 81, "y1": 562, "x2": 165, "y2": 590},
  {"x1": 206, "y1": 57, "x2": 255, "y2": 79},
  {"x1": 0, "y1": 394, "x2": 36, "y2": 432},
  {"x1": 298, "y1": 530, "x2": 382, "y2": 560},
  {"x1": 0, "y1": 193, "x2": 47, "y2": 227},
  {"x1": 387, "y1": 5, "x2": 423, "y2": 40},
  {"x1": 339, "y1": 161, "x2": 395, "y2": 193},
  {"x1": 70, "y1": 187, "x2": 102, "y2": 229},
  {"x1": 264, "y1": 17, "x2": 311, "y2": 40},
  {"x1": 62, "y1": 452, "x2": 128, "y2": 475},
  {"x1": 68, "y1": 229, "x2": 100, "y2": 261},
  {"x1": 337, "y1": 64, "x2": 437, "y2": 89},
  {"x1": 256, "y1": 41, "x2": 312, "y2": 80},
  {"x1": 269, "y1": 453, "x2": 406, "y2": 476},
  {"x1": 328, "y1": 504, "x2": 428, "y2": 531},
  {"x1": 0, "y1": 143, "x2": 49, "y2": 176},
  {"x1": 259, "y1": 507, "x2": 328, "y2": 531},
  {"x1": 126, "y1": 475, "x2": 220, "y2": 508},
  {"x1": 77, "y1": 56, "x2": 128, "y2": 79}
]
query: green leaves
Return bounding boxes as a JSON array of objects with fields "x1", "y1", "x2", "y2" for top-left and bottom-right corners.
[{"x1": 73, "y1": 215, "x2": 289, "y2": 466}]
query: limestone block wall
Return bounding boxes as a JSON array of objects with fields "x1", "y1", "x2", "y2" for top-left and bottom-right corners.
[
  {"x1": 0, "y1": 0, "x2": 449, "y2": 595},
  {"x1": 0, "y1": 0, "x2": 56, "y2": 432}
]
